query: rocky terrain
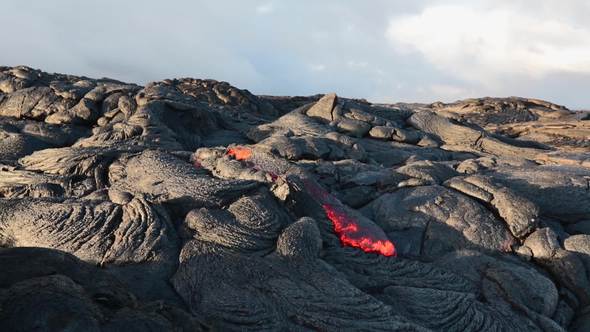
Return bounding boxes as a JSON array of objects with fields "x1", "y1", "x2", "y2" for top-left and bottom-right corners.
[{"x1": 0, "y1": 65, "x2": 589, "y2": 331}]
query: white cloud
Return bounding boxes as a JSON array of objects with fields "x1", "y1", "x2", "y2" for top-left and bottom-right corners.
[
  {"x1": 347, "y1": 60, "x2": 369, "y2": 68},
  {"x1": 256, "y1": 3, "x2": 274, "y2": 14},
  {"x1": 310, "y1": 64, "x2": 326, "y2": 71},
  {"x1": 386, "y1": 3, "x2": 590, "y2": 84},
  {"x1": 429, "y1": 84, "x2": 470, "y2": 99},
  {"x1": 2, "y1": 1, "x2": 589, "y2": 108}
]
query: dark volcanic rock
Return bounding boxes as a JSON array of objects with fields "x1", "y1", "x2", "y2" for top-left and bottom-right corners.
[
  {"x1": 1, "y1": 66, "x2": 588, "y2": 331},
  {"x1": 0, "y1": 247, "x2": 203, "y2": 331}
]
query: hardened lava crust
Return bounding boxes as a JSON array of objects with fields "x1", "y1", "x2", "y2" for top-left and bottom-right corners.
[{"x1": 0, "y1": 65, "x2": 590, "y2": 331}]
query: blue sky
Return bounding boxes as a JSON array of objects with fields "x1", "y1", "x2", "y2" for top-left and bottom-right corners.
[{"x1": 3, "y1": 1, "x2": 589, "y2": 109}]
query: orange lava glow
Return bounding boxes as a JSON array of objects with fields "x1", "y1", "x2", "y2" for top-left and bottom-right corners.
[
  {"x1": 302, "y1": 178, "x2": 396, "y2": 257},
  {"x1": 208, "y1": 147, "x2": 397, "y2": 257},
  {"x1": 226, "y1": 147, "x2": 253, "y2": 161},
  {"x1": 323, "y1": 203, "x2": 396, "y2": 257}
]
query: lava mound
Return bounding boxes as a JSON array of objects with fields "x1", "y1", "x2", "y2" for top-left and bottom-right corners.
[{"x1": 1, "y1": 65, "x2": 590, "y2": 331}]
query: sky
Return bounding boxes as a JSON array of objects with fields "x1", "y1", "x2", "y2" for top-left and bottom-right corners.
[{"x1": 2, "y1": 1, "x2": 589, "y2": 109}]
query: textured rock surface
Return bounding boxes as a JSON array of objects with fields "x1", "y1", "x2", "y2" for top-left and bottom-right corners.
[{"x1": 1, "y1": 66, "x2": 589, "y2": 331}]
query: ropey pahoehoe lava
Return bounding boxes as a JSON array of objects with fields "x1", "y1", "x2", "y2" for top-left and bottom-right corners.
[{"x1": 0, "y1": 65, "x2": 589, "y2": 331}]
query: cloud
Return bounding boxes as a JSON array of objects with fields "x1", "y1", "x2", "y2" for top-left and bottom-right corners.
[
  {"x1": 429, "y1": 84, "x2": 471, "y2": 99},
  {"x1": 309, "y1": 64, "x2": 327, "y2": 72},
  {"x1": 386, "y1": 3, "x2": 590, "y2": 84},
  {"x1": 346, "y1": 60, "x2": 369, "y2": 69},
  {"x1": 1, "y1": 1, "x2": 589, "y2": 109},
  {"x1": 256, "y1": 2, "x2": 274, "y2": 14}
]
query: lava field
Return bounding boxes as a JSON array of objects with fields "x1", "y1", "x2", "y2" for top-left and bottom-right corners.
[{"x1": 0, "y1": 65, "x2": 590, "y2": 331}]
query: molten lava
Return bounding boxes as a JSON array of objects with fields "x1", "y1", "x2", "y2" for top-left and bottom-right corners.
[
  {"x1": 303, "y1": 178, "x2": 397, "y2": 257},
  {"x1": 226, "y1": 147, "x2": 253, "y2": 161},
  {"x1": 197, "y1": 145, "x2": 397, "y2": 257},
  {"x1": 323, "y1": 203, "x2": 396, "y2": 257}
]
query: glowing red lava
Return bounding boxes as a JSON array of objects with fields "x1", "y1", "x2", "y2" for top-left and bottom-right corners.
[
  {"x1": 201, "y1": 145, "x2": 397, "y2": 257},
  {"x1": 302, "y1": 179, "x2": 397, "y2": 257},
  {"x1": 323, "y1": 203, "x2": 396, "y2": 257},
  {"x1": 226, "y1": 147, "x2": 252, "y2": 161}
]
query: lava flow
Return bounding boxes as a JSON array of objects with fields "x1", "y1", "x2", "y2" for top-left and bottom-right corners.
[
  {"x1": 323, "y1": 203, "x2": 396, "y2": 256},
  {"x1": 303, "y1": 178, "x2": 397, "y2": 257},
  {"x1": 216, "y1": 146, "x2": 396, "y2": 257},
  {"x1": 226, "y1": 147, "x2": 253, "y2": 161}
]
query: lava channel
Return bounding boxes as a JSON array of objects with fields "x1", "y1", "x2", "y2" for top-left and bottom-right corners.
[
  {"x1": 303, "y1": 178, "x2": 397, "y2": 257},
  {"x1": 323, "y1": 203, "x2": 396, "y2": 256},
  {"x1": 202, "y1": 146, "x2": 397, "y2": 257}
]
